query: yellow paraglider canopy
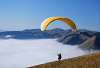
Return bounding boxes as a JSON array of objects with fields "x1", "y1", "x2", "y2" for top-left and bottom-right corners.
[{"x1": 41, "y1": 16, "x2": 77, "y2": 32}]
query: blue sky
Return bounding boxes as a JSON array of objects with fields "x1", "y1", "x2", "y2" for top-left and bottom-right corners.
[{"x1": 0, "y1": 0, "x2": 100, "y2": 31}]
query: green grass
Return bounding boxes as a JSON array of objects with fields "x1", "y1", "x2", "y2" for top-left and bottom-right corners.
[{"x1": 28, "y1": 52, "x2": 100, "y2": 68}]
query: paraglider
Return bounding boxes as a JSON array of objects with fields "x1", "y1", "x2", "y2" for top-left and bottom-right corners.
[
  {"x1": 41, "y1": 16, "x2": 77, "y2": 32},
  {"x1": 40, "y1": 16, "x2": 77, "y2": 61}
]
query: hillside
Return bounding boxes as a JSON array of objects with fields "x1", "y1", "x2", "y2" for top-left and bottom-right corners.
[{"x1": 28, "y1": 52, "x2": 100, "y2": 68}]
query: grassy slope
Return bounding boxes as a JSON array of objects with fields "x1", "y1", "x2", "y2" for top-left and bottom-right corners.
[{"x1": 28, "y1": 52, "x2": 100, "y2": 68}]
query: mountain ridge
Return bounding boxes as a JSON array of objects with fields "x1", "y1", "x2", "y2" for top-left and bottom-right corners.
[{"x1": 0, "y1": 28, "x2": 100, "y2": 50}]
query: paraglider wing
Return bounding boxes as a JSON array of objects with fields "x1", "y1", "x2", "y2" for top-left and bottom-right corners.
[{"x1": 41, "y1": 16, "x2": 77, "y2": 32}]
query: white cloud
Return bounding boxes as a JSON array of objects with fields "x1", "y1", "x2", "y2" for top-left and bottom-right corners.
[{"x1": 0, "y1": 39, "x2": 87, "y2": 68}]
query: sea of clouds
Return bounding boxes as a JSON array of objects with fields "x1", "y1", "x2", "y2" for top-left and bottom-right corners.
[{"x1": 0, "y1": 39, "x2": 88, "y2": 68}]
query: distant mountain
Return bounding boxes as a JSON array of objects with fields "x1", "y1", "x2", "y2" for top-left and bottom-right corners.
[
  {"x1": 0, "y1": 28, "x2": 100, "y2": 49},
  {"x1": 0, "y1": 28, "x2": 65, "y2": 39},
  {"x1": 58, "y1": 30, "x2": 95, "y2": 45},
  {"x1": 58, "y1": 29, "x2": 100, "y2": 50}
]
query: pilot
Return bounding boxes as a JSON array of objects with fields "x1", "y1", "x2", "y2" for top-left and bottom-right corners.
[{"x1": 57, "y1": 53, "x2": 62, "y2": 61}]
